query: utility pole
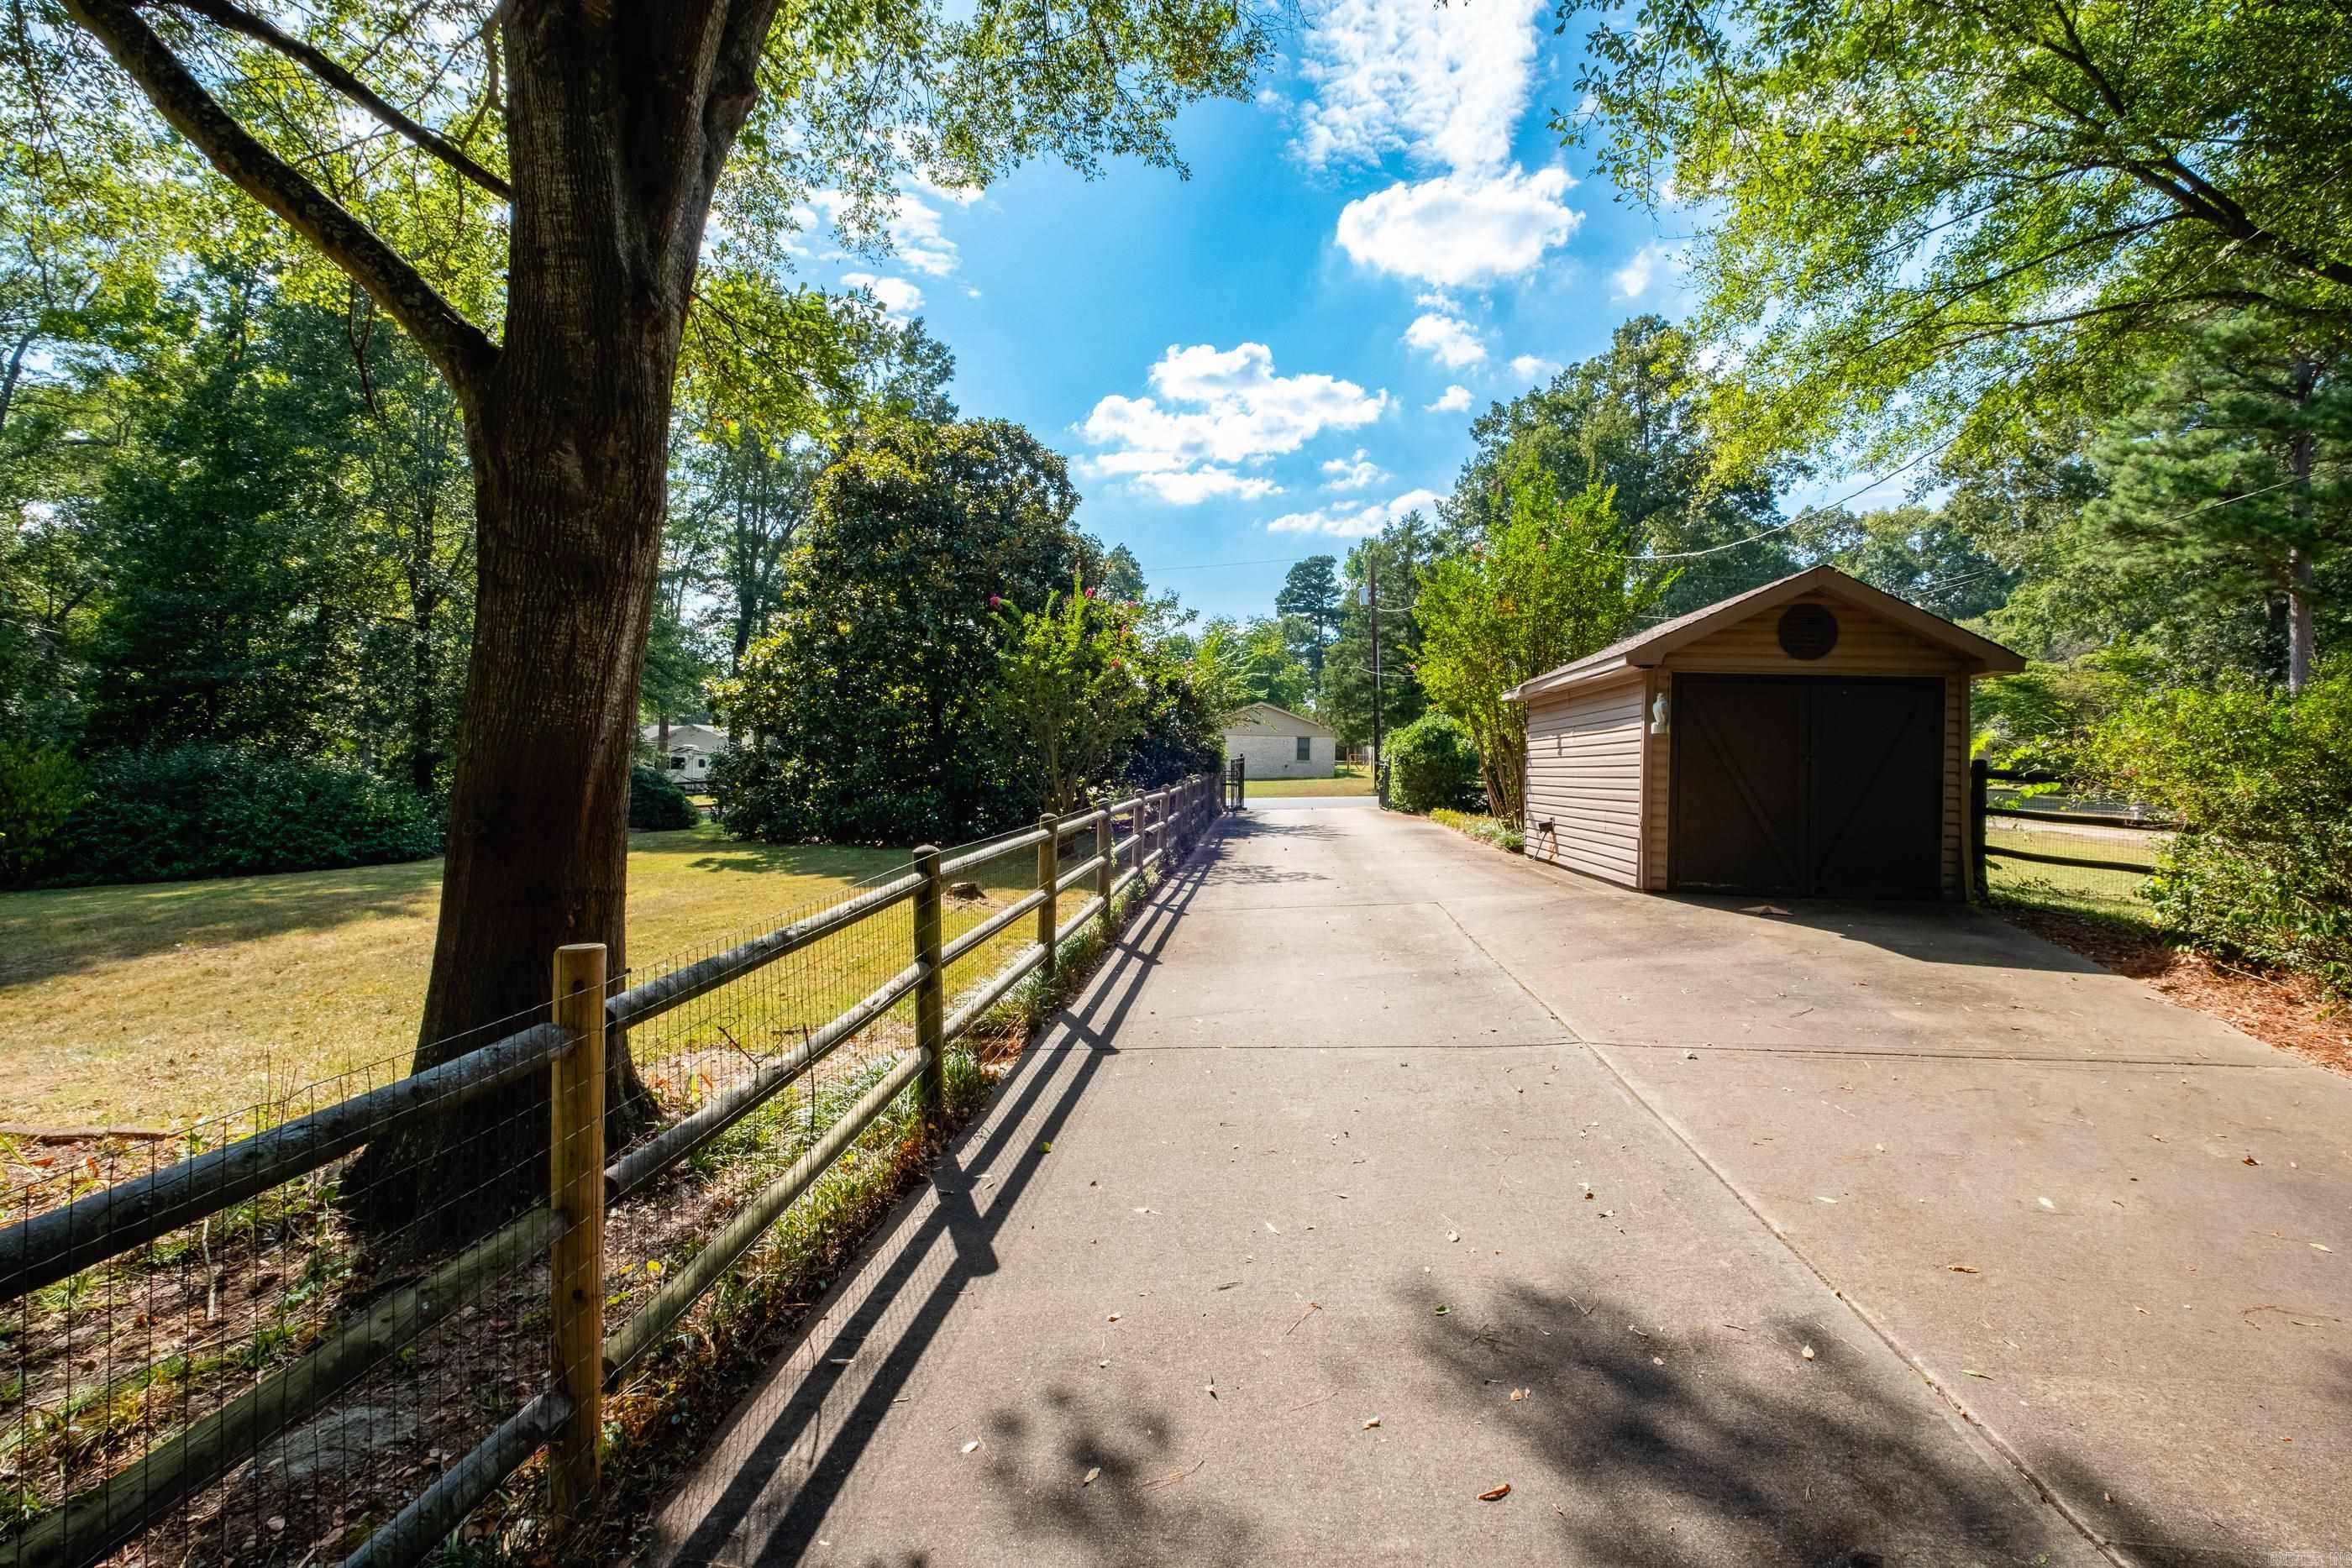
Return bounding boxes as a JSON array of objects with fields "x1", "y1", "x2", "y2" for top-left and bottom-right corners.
[{"x1": 1368, "y1": 555, "x2": 1383, "y2": 791}]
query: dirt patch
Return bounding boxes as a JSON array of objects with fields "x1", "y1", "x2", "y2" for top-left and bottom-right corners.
[{"x1": 1997, "y1": 905, "x2": 2351, "y2": 1077}]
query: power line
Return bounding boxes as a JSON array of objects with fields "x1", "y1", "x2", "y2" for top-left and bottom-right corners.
[
  {"x1": 1142, "y1": 553, "x2": 1327, "y2": 574},
  {"x1": 1140, "y1": 459, "x2": 2310, "y2": 583}
]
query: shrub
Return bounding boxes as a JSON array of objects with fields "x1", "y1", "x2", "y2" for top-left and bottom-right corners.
[
  {"x1": 39, "y1": 744, "x2": 443, "y2": 886},
  {"x1": 1385, "y1": 711, "x2": 1484, "y2": 814},
  {"x1": 629, "y1": 763, "x2": 702, "y2": 831},
  {"x1": 2082, "y1": 671, "x2": 2352, "y2": 993},
  {"x1": 0, "y1": 742, "x2": 87, "y2": 886},
  {"x1": 1431, "y1": 808, "x2": 1525, "y2": 854}
]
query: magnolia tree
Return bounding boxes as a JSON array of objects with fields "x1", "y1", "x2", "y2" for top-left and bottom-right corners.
[
  {"x1": 1415, "y1": 462, "x2": 1671, "y2": 821},
  {"x1": 13, "y1": 0, "x2": 1272, "y2": 1217}
]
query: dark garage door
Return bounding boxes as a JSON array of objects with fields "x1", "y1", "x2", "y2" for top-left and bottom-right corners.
[{"x1": 1670, "y1": 675, "x2": 1944, "y2": 898}]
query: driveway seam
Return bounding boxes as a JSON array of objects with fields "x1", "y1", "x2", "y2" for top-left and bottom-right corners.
[
  {"x1": 1589, "y1": 1040, "x2": 2297, "y2": 1068},
  {"x1": 1428, "y1": 899, "x2": 1588, "y2": 1046},
  {"x1": 1183, "y1": 899, "x2": 1446, "y2": 912},
  {"x1": 1431, "y1": 893, "x2": 2130, "y2": 1568},
  {"x1": 1026, "y1": 1036, "x2": 1583, "y2": 1053}
]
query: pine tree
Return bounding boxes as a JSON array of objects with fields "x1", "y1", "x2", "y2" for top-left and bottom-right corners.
[
  {"x1": 2087, "y1": 315, "x2": 2352, "y2": 690},
  {"x1": 1274, "y1": 555, "x2": 1342, "y2": 695}
]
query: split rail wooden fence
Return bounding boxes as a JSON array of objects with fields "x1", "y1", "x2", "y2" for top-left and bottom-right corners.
[
  {"x1": 0, "y1": 775, "x2": 1222, "y2": 1568},
  {"x1": 1970, "y1": 760, "x2": 2177, "y2": 898}
]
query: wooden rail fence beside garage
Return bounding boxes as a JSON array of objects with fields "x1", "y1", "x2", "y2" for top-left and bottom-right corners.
[
  {"x1": 0, "y1": 776, "x2": 1222, "y2": 1568},
  {"x1": 1970, "y1": 760, "x2": 2179, "y2": 899}
]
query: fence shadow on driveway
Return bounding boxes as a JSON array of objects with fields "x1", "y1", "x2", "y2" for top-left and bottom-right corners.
[{"x1": 651, "y1": 839, "x2": 1243, "y2": 1567}]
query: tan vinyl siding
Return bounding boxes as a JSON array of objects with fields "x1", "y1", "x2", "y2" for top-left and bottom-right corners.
[
  {"x1": 1523, "y1": 676, "x2": 1645, "y2": 887},
  {"x1": 1641, "y1": 671, "x2": 1671, "y2": 889},
  {"x1": 1660, "y1": 592, "x2": 1966, "y2": 677}
]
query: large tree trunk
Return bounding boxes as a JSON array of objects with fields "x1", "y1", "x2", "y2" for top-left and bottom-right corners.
[
  {"x1": 349, "y1": 3, "x2": 767, "y2": 1231},
  {"x1": 2286, "y1": 546, "x2": 2316, "y2": 695},
  {"x1": 2286, "y1": 355, "x2": 2318, "y2": 695}
]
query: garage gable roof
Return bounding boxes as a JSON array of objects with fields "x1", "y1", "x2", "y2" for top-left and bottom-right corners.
[
  {"x1": 1221, "y1": 700, "x2": 1336, "y2": 737},
  {"x1": 1503, "y1": 564, "x2": 2025, "y2": 702}
]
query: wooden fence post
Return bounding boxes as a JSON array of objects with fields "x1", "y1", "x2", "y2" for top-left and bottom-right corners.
[
  {"x1": 1154, "y1": 789, "x2": 1168, "y2": 868},
  {"x1": 914, "y1": 846, "x2": 945, "y2": 1118},
  {"x1": 1970, "y1": 758, "x2": 1990, "y2": 903},
  {"x1": 1037, "y1": 813, "x2": 1058, "y2": 977},
  {"x1": 1095, "y1": 805, "x2": 1115, "y2": 936},
  {"x1": 549, "y1": 942, "x2": 606, "y2": 1521}
]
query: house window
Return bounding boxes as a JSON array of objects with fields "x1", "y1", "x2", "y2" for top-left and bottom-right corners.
[
  {"x1": 669, "y1": 754, "x2": 687, "y2": 771},
  {"x1": 1295, "y1": 736, "x2": 1312, "y2": 762}
]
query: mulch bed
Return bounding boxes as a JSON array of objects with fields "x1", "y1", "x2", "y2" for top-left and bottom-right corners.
[{"x1": 1996, "y1": 905, "x2": 2350, "y2": 1078}]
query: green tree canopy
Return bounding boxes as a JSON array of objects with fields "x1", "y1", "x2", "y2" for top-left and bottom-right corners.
[
  {"x1": 2080, "y1": 314, "x2": 2349, "y2": 689},
  {"x1": 710, "y1": 417, "x2": 1088, "y2": 844},
  {"x1": 1560, "y1": 0, "x2": 2352, "y2": 474},
  {"x1": 1274, "y1": 554, "x2": 1342, "y2": 692},
  {"x1": 1415, "y1": 464, "x2": 1672, "y2": 821},
  {"x1": 1197, "y1": 615, "x2": 1313, "y2": 715},
  {"x1": 990, "y1": 574, "x2": 1148, "y2": 812},
  {"x1": 1798, "y1": 505, "x2": 2015, "y2": 624},
  {"x1": 1322, "y1": 517, "x2": 1438, "y2": 751},
  {"x1": 12, "y1": 0, "x2": 1278, "y2": 1206},
  {"x1": 1451, "y1": 316, "x2": 1793, "y2": 616}
]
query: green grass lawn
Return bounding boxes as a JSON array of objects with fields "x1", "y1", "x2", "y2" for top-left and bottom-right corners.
[
  {"x1": 1244, "y1": 762, "x2": 1376, "y2": 798},
  {"x1": 0, "y1": 823, "x2": 1046, "y2": 1130},
  {"x1": 1983, "y1": 819, "x2": 2163, "y2": 929}
]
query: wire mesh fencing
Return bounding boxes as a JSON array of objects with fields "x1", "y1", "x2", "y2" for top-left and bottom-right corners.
[
  {"x1": 0, "y1": 775, "x2": 1223, "y2": 1568},
  {"x1": 1, "y1": 997, "x2": 563, "y2": 1568}
]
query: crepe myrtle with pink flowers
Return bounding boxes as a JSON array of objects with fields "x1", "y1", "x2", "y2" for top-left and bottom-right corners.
[{"x1": 990, "y1": 574, "x2": 1152, "y2": 812}]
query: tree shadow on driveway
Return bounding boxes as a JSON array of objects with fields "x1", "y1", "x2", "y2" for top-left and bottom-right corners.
[{"x1": 1403, "y1": 1276, "x2": 2097, "y2": 1566}]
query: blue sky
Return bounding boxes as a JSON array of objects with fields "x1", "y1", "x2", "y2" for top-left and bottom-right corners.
[{"x1": 811, "y1": 0, "x2": 1695, "y2": 622}]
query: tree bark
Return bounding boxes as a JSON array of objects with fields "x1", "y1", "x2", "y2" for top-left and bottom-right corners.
[
  {"x1": 2286, "y1": 545, "x2": 2315, "y2": 695},
  {"x1": 348, "y1": 0, "x2": 775, "y2": 1232},
  {"x1": 2286, "y1": 354, "x2": 2318, "y2": 695}
]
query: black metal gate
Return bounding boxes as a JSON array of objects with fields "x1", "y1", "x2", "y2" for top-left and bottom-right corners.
[{"x1": 1669, "y1": 675, "x2": 1943, "y2": 898}]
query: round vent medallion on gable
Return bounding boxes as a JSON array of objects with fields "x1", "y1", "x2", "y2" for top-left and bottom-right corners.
[{"x1": 1777, "y1": 603, "x2": 1840, "y2": 660}]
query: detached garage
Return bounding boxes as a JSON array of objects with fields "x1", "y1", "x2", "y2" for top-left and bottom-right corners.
[{"x1": 1503, "y1": 566, "x2": 2024, "y2": 899}]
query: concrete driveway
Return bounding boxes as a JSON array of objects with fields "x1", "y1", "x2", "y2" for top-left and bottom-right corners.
[{"x1": 652, "y1": 805, "x2": 2349, "y2": 1568}]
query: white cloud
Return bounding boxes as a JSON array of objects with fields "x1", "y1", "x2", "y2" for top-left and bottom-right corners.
[
  {"x1": 811, "y1": 188, "x2": 961, "y2": 277},
  {"x1": 1402, "y1": 311, "x2": 1487, "y2": 369},
  {"x1": 1613, "y1": 240, "x2": 1682, "y2": 300},
  {"x1": 1320, "y1": 448, "x2": 1389, "y2": 490},
  {"x1": 1267, "y1": 486, "x2": 1445, "y2": 538},
  {"x1": 1427, "y1": 385, "x2": 1473, "y2": 413},
  {"x1": 1299, "y1": 0, "x2": 1583, "y2": 286},
  {"x1": 1294, "y1": 0, "x2": 1543, "y2": 176},
  {"x1": 1509, "y1": 354, "x2": 1561, "y2": 380},
  {"x1": 909, "y1": 170, "x2": 984, "y2": 208},
  {"x1": 1137, "y1": 469, "x2": 1284, "y2": 506},
  {"x1": 883, "y1": 193, "x2": 960, "y2": 276},
  {"x1": 1079, "y1": 343, "x2": 1388, "y2": 506},
  {"x1": 1336, "y1": 166, "x2": 1581, "y2": 287},
  {"x1": 842, "y1": 272, "x2": 924, "y2": 316}
]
